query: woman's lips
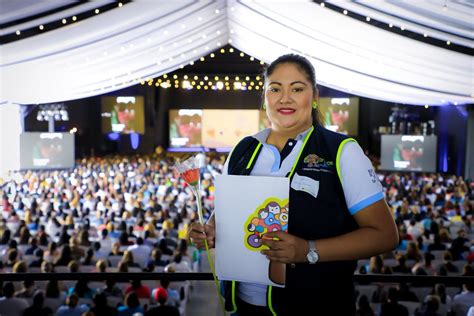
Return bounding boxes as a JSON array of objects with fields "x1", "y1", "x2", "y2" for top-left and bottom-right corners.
[{"x1": 277, "y1": 108, "x2": 296, "y2": 115}]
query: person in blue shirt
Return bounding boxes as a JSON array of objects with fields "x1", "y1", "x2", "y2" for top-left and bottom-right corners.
[{"x1": 117, "y1": 292, "x2": 144, "y2": 316}]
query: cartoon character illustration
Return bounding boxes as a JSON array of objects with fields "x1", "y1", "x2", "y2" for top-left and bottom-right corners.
[
  {"x1": 244, "y1": 197, "x2": 289, "y2": 285},
  {"x1": 244, "y1": 198, "x2": 289, "y2": 252}
]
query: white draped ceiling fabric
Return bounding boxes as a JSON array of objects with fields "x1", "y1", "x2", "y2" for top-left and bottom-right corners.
[{"x1": 0, "y1": 0, "x2": 472, "y2": 106}]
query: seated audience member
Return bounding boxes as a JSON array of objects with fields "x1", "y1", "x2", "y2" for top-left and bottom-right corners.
[
  {"x1": 95, "y1": 259, "x2": 107, "y2": 273},
  {"x1": 82, "y1": 248, "x2": 96, "y2": 266},
  {"x1": 437, "y1": 252, "x2": 459, "y2": 273},
  {"x1": 125, "y1": 280, "x2": 151, "y2": 299},
  {"x1": 29, "y1": 248, "x2": 45, "y2": 267},
  {"x1": 149, "y1": 248, "x2": 169, "y2": 267},
  {"x1": 89, "y1": 292, "x2": 117, "y2": 316},
  {"x1": 414, "y1": 295, "x2": 441, "y2": 316},
  {"x1": 427, "y1": 234, "x2": 447, "y2": 252},
  {"x1": 392, "y1": 254, "x2": 412, "y2": 274},
  {"x1": 54, "y1": 245, "x2": 73, "y2": 266},
  {"x1": 67, "y1": 279, "x2": 96, "y2": 299},
  {"x1": 23, "y1": 290, "x2": 54, "y2": 316},
  {"x1": 158, "y1": 238, "x2": 173, "y2": 256},
  {"x1": 68, "y1": 260, "x2": 80, "y2": 273},
  {"x1": 406, "y1": 241, "x2": 423, "y2": 262},
  {"x1": 449, "y1": 229, "x2": 470, "y2": 260},
  {"x1": 109, "y1": 242, "x2": 124, "y2": 257},
  {"x1": 152, "y1": 279, "x2": 180, "y2": 308},
  {"x1": 121, "y1": 250, "x2": 140, "y2": 268},
  {"x1": 143, "y1": 261, "x2": 155, "y2": 272},
  {"x1": 25, "y1": 237, "x2": 39, "y2": 255},
  {"x1": 117, "y1": 292, "x2": 144, "y2": 316},
  {"x1": 451, "y1": 277, "x2": 474, "y2": 316},
  {"x1": 0, "y1": 282, "x2": 29, "y2": 316},
  {"x1": 117, "y1": 260, "x2": 129, "y2": 272},
  {"x1": 412, "y1": 252, "x2": 436, "y2": 275},
  {"x1": 41, "y1": 261, "x2": 54, "y2": 273},
  {"x1": 69, "y1": 238, "x2": 86, "y2": 261},
  {"x1": 355, "y1": 294, "x2": 375, "y2": 316},
  {"x1": 127, "y1": 237, "x2": 151, "y2": 264},
  {"x1": 380, "y1": 287, "x2": 409, "y2": 316},
  {"x1": 93, "y1": 242, "x2": 108, "y2": 261},
  {"x1": 164, "y1": 253, "x2": 191, "y2": 273},
  {"x1": 44, "y1": 242, "x2": 59, "y2": 263},
  {"x1": 369, "y1": 255, "x2": 384, "y2": 274},
  {"x1": 12, "y1": 260, "x2": 28, "y2": 273},
  {"x1": 145, "y1": 287, "x2": 179, "y2": 316},
  {"x1": 397, "y1": 283, "x2": 419, "y2": 302},
  {"x1": 102, "y1": 279, "x2": 123, "y2": 298},
  {"x1": 56, "y1": 293, "x2": 89, "y2": 316},
  {"x1": 432, "y1": 284, "x2": 452, "y2": 306},
  {"x1": 45, "y1": 280, "x2": 66, "y2": 300},
  {"x1": 14, "y1": 279, "x2": 36, "y2": 298}
]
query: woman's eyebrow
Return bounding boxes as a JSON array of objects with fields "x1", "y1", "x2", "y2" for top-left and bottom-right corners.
[
  {"x1": 268, "y1": 81, "x2": 307, "y2": 85},
  {"x1": 291, "y1": 81, "x2": 307, "y2": 85}
]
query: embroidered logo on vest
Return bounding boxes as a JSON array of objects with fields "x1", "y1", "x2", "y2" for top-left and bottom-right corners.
[{"x1": 303, "y1": 154, "x2": 334, "y2": 173}]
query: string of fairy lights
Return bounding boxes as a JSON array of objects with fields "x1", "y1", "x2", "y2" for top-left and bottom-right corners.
[
  {"x1": 140, "y1": 47, "x2": 266, "y2": 91},
  {"x1": 8, "y1": 1, "x2": 460, "y2": 49}
]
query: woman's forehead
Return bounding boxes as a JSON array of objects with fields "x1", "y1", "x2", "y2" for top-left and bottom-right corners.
[{"x1": 267, "y1": 63, "x2": 309, "y2": 82}]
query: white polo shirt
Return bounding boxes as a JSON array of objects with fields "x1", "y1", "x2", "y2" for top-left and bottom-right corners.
[{"x1": 223, "y1": 127, "x2": 384, "y2": 306}]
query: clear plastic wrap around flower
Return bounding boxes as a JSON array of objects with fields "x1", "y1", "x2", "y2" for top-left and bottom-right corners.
[
  {"x1": 175, "y1": 156, "x2": 200, "y2": 187},
  {"x1": 175, "y1": 156, "x2": 204, "y2": 224}
]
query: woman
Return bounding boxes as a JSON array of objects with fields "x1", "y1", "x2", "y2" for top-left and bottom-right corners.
[
  {"x1": 117, "y1": 292, "x2": 144, "y2": 316},
  {"x1": 189, "y1": 54, "x2": 398, "y2": 315}
]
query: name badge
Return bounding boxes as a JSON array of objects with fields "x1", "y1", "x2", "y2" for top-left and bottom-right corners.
[{"x1": 290, "y1": 173, "x2": 319, "y2": 198}]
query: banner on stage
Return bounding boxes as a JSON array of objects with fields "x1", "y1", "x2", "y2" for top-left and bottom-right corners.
[{"x1": 215, "y1": 174, "x2": 289, "y2": 287}]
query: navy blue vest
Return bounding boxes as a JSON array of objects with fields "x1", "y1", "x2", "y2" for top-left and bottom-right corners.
[{"x1": 223, "y1": 124, "x2": 358, "y2": 314}]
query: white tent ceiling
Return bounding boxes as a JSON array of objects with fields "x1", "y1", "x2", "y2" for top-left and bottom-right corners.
[{"x1": 0, "y1": 0, "x2": 472, "y2": 106}]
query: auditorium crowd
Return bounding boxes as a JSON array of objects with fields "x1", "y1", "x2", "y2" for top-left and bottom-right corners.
[{"x1": 0, "y1": 154, "x2": 472, "y2": 316}]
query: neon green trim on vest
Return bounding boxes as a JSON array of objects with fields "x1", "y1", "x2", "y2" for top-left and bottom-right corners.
[
  {"x1": 246, "y1": 142, "x2": 262, "y2": 169},
  {"x1": 230, "y1": 281, "x2": 237, "y2": 313},
  {"x1": 336, "y1": 138, "x2": 357, "y2": 184},
  {"x1": 288, "y1": 126, "x2": 314, "y2": 178},
  {"x1": 267, "y1": 285, "x2": 277, "y2": 316}
]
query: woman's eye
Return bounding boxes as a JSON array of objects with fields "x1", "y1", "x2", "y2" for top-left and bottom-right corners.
[
  {"x1": 293, "y1": 87, "x2": 304, "y2": 92},
  {"x1": 269, "y1": 87, "x2": 280, "y2": 92}
]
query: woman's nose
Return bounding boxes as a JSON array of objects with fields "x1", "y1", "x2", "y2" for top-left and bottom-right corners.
[{"x1": 279, "y1": 89, "x2": 292, "y2": 104}]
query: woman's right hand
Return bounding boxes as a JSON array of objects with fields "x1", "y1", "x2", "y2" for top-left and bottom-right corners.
[{"x1": 188, "y1": 222, "x2": 216, "y2": 249}]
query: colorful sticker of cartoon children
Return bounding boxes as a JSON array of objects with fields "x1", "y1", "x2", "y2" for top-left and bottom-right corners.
[{"x1": 244, "y1": 199, "x2": 288, "y2": 250}]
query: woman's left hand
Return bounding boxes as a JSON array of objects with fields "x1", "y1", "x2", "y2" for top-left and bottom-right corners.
[{"x1": 260, "y1": 231, "x2": 308, "y2": 264}]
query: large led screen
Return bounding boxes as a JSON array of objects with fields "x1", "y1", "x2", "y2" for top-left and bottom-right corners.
[
  {"x1": 380, "y1": 135, "x2": 437, "y2": 172},
  {"x1": 20, "y1": 133, "x2": 74, "y2": 170},
  {"x1": 319, "y1": 97, "x2": 359, "y2": 135},
  {"x1": 202, "y1": 110, "x2": 260, "y2": 148},
  {"x1": 101, "y1": 96, "x2": 145, "y2": 134},
  {"x1": 169, "y1": 109, "x2": 267, "y2": 149}
]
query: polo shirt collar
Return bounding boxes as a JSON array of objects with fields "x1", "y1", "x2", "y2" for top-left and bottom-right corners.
[{"x1": 253, "y1": 126, "x2": 313, "y2": 144}]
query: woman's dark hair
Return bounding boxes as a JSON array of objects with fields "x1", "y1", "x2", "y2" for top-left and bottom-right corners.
[
  {"x1": 74, "y1": 279, "x2": 91, "y2": 298},
  {"x1": 263, "y1": 54, "x2": 320, "y2": 125},
  {"x1": 32, "y1": 290, "x2": 45, "y2": 307},
  {"x1": 45, "y1": 280, "x2": 60, "y2": 298},
  {"x1": 0, "y1": 229, "x2": 11, "y2": 245},
  {"x1": 125, "y1": 292, "x2": 140, "y2": 308},
  {"x1": 54, "y1": 245, "x2": 72, "y2": 266}
]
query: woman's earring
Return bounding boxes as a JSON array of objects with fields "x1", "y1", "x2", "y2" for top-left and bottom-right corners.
[
  {"x1": 312, "y1": 101, "x2": 318, "y2": 109},
  {"x1": 262, "y1": 104, "x2": 266, "y2": 110}
]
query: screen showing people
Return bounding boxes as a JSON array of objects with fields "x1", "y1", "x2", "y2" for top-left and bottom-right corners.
[
  {"x1": 380, "y1": 135, "x2": 437, "y2": 172},
  {"x1": 318, "y1": 97, "x2": 359, "y2": 135},
  {"x1": 169, "y1": 109, "x2": 270, "y2": 149},
  {"x1": 20, "y1": 133, "x2": 74, "y2": 170},
  {"x1": 101, "y1": 96, "x2": 145, "y2": 134}
]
